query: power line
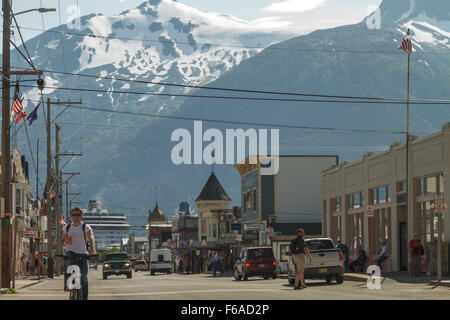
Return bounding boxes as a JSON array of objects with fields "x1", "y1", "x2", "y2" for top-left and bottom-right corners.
[
  {"x1": 19, "y1": 84, "x2": 450, "y2": 105},
  {"x1": 49, "y1": 103, "x2": 405, "y2": 134},
  {"x1": 11, "y1": 66, "x2": 450, "y2": 104},
  {"x1": 9, "y1": 96, "x2": 448, "y2": 136},
  {"x1": 15, "y1": 25, "x2": 450, "y2": 55}
]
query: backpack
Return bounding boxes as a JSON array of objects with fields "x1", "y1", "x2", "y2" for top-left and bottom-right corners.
[
  {"x1": 66, "y1": 222, "x2": 88, "y2": 250},
  {"x1": 290, "y1": 238, "x2": 300, "y2": 254}
]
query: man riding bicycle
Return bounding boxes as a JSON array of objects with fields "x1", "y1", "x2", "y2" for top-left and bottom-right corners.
[{"x1": 61, "y1": 207, "x2": 96, "y2": 300}]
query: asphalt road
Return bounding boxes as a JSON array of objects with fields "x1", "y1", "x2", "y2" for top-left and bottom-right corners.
[{"x1": 1, "y1": 268, "x2": 449, "y2": 300}]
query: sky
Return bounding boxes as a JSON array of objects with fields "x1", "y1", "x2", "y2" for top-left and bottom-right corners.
[{"x1": 9, "y1": 0, "x2": 383, "y2": 42}]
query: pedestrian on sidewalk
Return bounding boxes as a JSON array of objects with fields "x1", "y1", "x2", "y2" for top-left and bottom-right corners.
[
  {"x1": 290, "y1": 228, "x2": 312, "y2": 290},
  {"x1": 178, "y1": 256, "x2": 184, "y2": 275},
  {"x1": 409, "y1": 234, "x2": 424, "y2": 277},
  {"x1": 185, "y1": 256, "x2": 191, "y2": 274},
  {"x1": 20, "y1": 253, "x2": 27, "y2": 277},
  {"x1": 27, "y1": 254, "x2": 33, "y2": 276},
  {"x1": 376, "y1": 241, "x2": 389, "y2": 270},
  {"x1": 33, "y1": 252, "x2": 40, "y2": 278},
  {"x1": 336, "y1": 240, "x2": 349, "y2": 272}
]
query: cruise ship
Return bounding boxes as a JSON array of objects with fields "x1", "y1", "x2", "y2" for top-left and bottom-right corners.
[{"x1": 81, "y1": 200, "x2": 130, "y2": 251}]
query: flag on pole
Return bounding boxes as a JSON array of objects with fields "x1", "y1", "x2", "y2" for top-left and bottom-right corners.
[
  {"x1": 12, "y1": 90, "x2": 27, "y2": 124},
  {"x1": 26, "y1": 102, "x2": 40, "y2": 125},
  {"x1": 398, "y1": 35, "x2": 412, "y2": 54}
]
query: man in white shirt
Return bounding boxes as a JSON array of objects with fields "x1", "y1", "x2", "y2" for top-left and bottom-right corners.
[
  {"x1": 61, "y1": 207, "x2": 96, "y2": 300},
  {"x1": 377, "y1": 240, "x2": 388, "y2": 270}
]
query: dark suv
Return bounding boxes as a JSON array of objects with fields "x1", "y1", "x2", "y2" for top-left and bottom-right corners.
[
  {"x1": 102, "y1": 252, "x2": 132, "y2": 279},
  {"x1": 234, "y1": 247, "x2": 277, "y2": 281}
]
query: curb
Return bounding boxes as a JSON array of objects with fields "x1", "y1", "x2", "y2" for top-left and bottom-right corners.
[
  {"x1": 428, "y1": 281, "x2": 450, "y2": 287},
  {"x1": 343, "y1": 274, "x2": 368, "y2": 282}
]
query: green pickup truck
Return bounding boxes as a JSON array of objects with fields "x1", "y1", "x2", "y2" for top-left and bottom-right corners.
[{"x1": 102, "y1": 252, "x2": 132, "y2": 280}]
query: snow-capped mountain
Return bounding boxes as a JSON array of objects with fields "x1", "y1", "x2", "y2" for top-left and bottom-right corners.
[
  {"x1": 21, "y1": 0, "x2": 291, "y2": 112},
  {"x1": 371, "y1": 0, "x2": 450, "y2": 50}
]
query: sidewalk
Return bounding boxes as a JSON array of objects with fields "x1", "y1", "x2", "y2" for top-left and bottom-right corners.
[
  {"x1": 0, "y1": 276, "x2": 45, "y2": 294},
  {"x1": 343, "y1": 271, "x2": 450, "y2": 286}
]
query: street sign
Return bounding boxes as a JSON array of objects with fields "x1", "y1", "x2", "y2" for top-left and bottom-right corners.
[
  {"x1": 23, "y1": 230, "x2": 39, "y2": 238},
  {"x1": 244, "y1": 223, "x2": 265, "y2": 231},
  {"x1": 221, "y1": 232, "x2": 236, "y2": 239},
  {"x1": 366, "y1": 205, "x2": 374, "y2": 217},
  {"x1": 231, "y1": 223, "x2": 241, "y2": 231}
]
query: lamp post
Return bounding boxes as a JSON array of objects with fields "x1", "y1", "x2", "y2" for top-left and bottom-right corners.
[{"x1": 1, "y1": 1, "x2": 55, "y2": 289}]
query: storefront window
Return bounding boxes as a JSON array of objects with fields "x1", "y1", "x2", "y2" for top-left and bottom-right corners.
[
  {"x1": 280, "y1": 245, "x2": 290, "y2": 262},
  {"x1": 426, "y1": 176, "x2": 437, "y2": 194}
]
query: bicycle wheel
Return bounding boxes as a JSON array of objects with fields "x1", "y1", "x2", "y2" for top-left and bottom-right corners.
[{"x1": 76, "y1": 289, "x2": 83, "y2": 300}]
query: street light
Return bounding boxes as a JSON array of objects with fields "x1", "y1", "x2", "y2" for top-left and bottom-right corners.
[
  {"x1": 14, "y1": 8, "x2": 56, "y2": 16},
  {"x1": 1, "y1": 1, "x2": 56, "y2": 289}
]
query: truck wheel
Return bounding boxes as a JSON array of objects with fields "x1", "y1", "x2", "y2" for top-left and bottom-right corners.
[
  {"x1": 103, "y1": 274, "x2": 107, "y2": 280},
  {"x1": 127, "y1": 272, "x2": 132, "y2": 279},
  {"x1": 336, "y1": 274, "x2": 344, "y2": 284},
  {"x1": 326, "y1": 276, "x2": 333, "y2": 283}
]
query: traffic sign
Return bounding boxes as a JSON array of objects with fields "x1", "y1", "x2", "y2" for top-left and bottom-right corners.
[{"x1": 244, "y1": 223, "x2": 264, "y2": 231}]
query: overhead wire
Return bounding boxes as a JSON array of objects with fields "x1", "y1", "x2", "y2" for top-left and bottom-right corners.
[
  {"x1": 10, "y1": 65, "x2": 450, "y2": 104},
  {"x1": 15, "y1": 25, "x2": 450, "y2": 55},
  {"x1": 18, "y1": 84, "x2": 450, "y2": 105}
]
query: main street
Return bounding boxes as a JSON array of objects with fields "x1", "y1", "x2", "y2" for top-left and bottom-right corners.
[{"x1": 1, "y1": 270, "x2": 449, "y2": 300}]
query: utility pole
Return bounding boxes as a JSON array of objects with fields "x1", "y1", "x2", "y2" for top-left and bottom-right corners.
[
  {"x1": 1, "y1": 0, "x2": 12, "y2": 289},
  {"x1": 1, "y1": 1, "x2": 42, "y2": 287},
  {"x1": 54, "y1": 124, "x2": 61, "y2": 276},
  {"x1": 62, "y1": 173, "x2": 80, "y2": 219},
  {"x1": 45, "y1": 99, "x2": 82, "y2": 278}
]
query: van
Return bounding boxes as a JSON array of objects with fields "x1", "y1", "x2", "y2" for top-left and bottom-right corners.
[{"x1": 150, "y1": 248, "x2": 172, "y2": 275}]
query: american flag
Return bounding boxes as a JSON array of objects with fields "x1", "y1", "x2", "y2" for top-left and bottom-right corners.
[
  {"x1": 12, "y1": 91, "x2": 27, "y2": 123},
  {"x1": 398, "y1": 36, "x2": 412, "y2": 54}
]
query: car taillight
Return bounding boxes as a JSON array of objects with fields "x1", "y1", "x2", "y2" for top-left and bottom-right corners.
[
  {"x1": 245, "y1": 263, "x2": 250, "y2": 268},
  {"x1": 339, "y1": 251, "x2": 344, "y2": 261}
]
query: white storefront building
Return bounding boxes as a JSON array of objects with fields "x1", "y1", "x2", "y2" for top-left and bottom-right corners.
[{"x1": 322, "y1": 123, "x2": 450, "y2": 274}]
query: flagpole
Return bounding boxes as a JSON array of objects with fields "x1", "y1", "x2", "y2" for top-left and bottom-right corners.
[{"x1": 404, "y1": 30, "x2": 413, "y2": 276}]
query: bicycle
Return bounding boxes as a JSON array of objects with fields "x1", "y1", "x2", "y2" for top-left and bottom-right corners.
[{"x1": 56, "y1": 254, "x2": 97, "y2": 300}]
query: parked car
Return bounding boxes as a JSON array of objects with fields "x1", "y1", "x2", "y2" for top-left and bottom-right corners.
[
  {"x1": 287, "y1": 238, "x2": 344, "y2": 285},
  {"x1": 102, "y1": 252, "x2": 132, "y2": 280},
  {"x1": 234, "y1": 247, "x2": 277, "y2": 281},
  {"x1": 149, "y1": 248, "x2": 172, "y2": 275},
  {"x1": 134, "y1": 260, "x2": 148, "y2": 272}
]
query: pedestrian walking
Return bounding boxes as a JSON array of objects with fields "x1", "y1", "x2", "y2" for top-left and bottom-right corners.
[
  {"x1": 336, "y1": 240, "x2": 349, "y2": 272},
  {"x1": 290, "y1": 228, "x2": 312, "y2": 290},
  {"x1": 212, "y1": 252, "x2": 221, "y2": 276},
  {"x1": 409, "y1": 234, "x2": 424, "y2": 277},
  {"x1": 20, "y1": 253, "x2": 27, "y2": 277},
  {"x1": 33, "y1": 252, "x2": 39, "y2": 278},
  {"x1": 178, "y1": 256, "x2": 184, "y2": 275}
]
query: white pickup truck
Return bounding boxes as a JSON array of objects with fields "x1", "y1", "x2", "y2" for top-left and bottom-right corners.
[{"x1": 287, "y1": 238, "x2": 344, "y2": 284}]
